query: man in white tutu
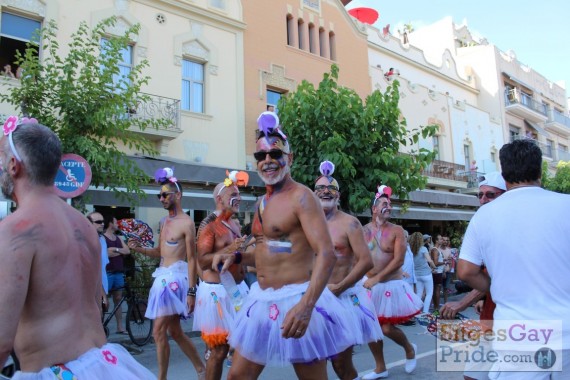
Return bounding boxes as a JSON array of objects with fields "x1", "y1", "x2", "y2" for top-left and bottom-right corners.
[
  {"x1": 128, "y1": 168, "x2": 205, "y2": 380},
  {"x1": 314, "y1": 160, "x2": 383, "y2": 380},
  {"x1": 362, "y1": 185, "x2": 423, "y2": 379},
  {"x1": 0, "y1": 117, "x2": 155, "y2": 379},
  {"x1": 195, "y1": 173, "x2": 250, "y2": 380},
  {"x1": 213, "y1": 112, "x2": 354, "y2": 379}
]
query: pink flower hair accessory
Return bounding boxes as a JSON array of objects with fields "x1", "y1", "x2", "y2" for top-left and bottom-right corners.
[
  {"x1": 2, "y1": 115, "x2": 37, "y2": 162},
  {"x1": 375, "y1": 185, "x2": 392, "y2": 199}
]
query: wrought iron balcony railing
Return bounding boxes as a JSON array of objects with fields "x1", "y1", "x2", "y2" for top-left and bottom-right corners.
[
  {"x1": 127, "y1": 93, "x2": 181, "y2": 132},
  {"x1": 504, "y1": 89, "x2": 547, "y2": 116}
]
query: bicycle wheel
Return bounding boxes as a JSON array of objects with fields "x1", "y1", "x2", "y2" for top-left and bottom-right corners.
[{"x1": 126, "y1": 299, "x2": 153, "y2": 346}]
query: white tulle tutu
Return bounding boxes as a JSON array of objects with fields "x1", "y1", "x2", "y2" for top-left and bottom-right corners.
[
  {"x1": 145, "y1": 261, "x2": 189, "y2": 319},
  {"x1": 368, "y1": 278, "x2": 423, "y2": 324},
  {"x1": 12, "y1": 343, "x2": 156, "y2": 380},
  {"x1": 338, "y1": 280, "x2": 383, "y2": 344},
  {"x1": 228, "y1": 282, "x2": 356, "y2": 366},
  {"x1": 192, "y1": 282, "x2": 236, "y2": 348}
]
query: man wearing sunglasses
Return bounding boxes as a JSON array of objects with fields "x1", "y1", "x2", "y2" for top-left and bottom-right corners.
[
  {"x1": 212, "y1": 112, "x2": 353, "y2": 379},
  {"x1": 459, "y1": 139, "x2": 570, "y2": 378},
  {"x1": 313, "y1": 161, "x2": 382, "y2": 380},
  {"x1": 87, "y1": 211, "x2": 110, "y2": 315},
  {"x1": 0, "y1": 118, "x2": 155, "y2": 378},
  {"x1": 129, "y1": 169, "x2": 205, "y2": 380}
]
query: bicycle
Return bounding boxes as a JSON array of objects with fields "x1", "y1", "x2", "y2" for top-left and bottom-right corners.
[{"x1": 102, "y1": 278, "x2": 153, "y2": 346}]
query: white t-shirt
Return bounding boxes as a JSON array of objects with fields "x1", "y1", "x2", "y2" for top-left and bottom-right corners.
[{"x1": 460, "y1": 186, "x2": 570, "y2": 348}]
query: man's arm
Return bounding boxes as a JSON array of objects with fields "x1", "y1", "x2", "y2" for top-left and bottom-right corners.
[
  {"x1": 330, "y1": 217, "x2": 372, "y2": 295},
  {"x1": 457, "y1": 259, "x2": 490, "y2": 293},
  {"x1": 0, "y1": 223, "x2": 33, "y2": 365},
  {"x1": 281, "y1": 188, "x2": 336, "y2": 338},
  {"x1": 197, "y1": 224, "x2": 245, "y2": 271},
  {"x1": 440, "y1": 288, "x2": 486, "y2": 319}
]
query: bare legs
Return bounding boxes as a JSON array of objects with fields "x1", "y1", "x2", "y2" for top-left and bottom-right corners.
[{"x1": 331, "y1": 346, "x2": 358, "y2": 380}]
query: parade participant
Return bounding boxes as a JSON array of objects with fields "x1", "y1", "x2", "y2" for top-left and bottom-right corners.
[
  {"x1": 0, "y1": 116, "x2": 155, "y2": 379},
  {"x1": 128, "y1": 168, "x2": 205, "y2": 380},
  {"x1": 195, "y1": 171, "x2": 249, "y2": 380},
  {"x1": 459, "y1": 140, "x2": 570, "y2": 378},
  {"x1": 213, "y1": 111, "x2": 353, "y2": 380},
  {"x1": 314, "y1": 161, "x2": 383, "y2": 380},
  {"x1": 362, "y1": 185, "x2": 423, "y2": 379}
]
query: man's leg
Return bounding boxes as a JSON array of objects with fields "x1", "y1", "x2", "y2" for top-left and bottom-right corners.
[
  {"x1": 227, "y1": 350, "x2": 264, "y2": 380},
  {"x1": 366, "y1": 339, "x2": 387, "y2": 376},
  {"x1": 166, "y1": 316, "x2": 206, "y2": 378},
  {"x1": 205, "y1": 343, "x2": 229, "y2": 380},
  {"x1": 111, "y1": 289, "x2": 124, "y2": 332},
  {"x1": 292, "y1": 359, "x2": 328, "y2": 380},
  {"x1": 381, "y1": 323, "x2": 414, "y2": 358},
  {"x1": 330, "y1": 346, "x2": 358, "y2": 380},
  {"x1": 153, "y1": 316, "x2": 171, "y2": 380}
]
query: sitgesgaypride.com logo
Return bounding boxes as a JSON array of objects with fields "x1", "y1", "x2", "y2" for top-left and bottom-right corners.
[{"x1": 435, "y1": 319, "x2": 562, "y2": 372}]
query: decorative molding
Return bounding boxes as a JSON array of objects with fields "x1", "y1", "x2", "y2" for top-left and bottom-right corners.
[
  {"x1": 3, "y1": 0, "x2": 46, "y2": 17},
  {"x1": 259, "y1": 64, "x2": 296, "y2": 99},
  {"x1": 137, "y1": 46, "x2": 147, "y2": 58},
  {"x1": 182, "y1": 40, "x2": 209, "y2": 61},
  {"x1": 208, "y1": 65, "x2": 218, "y2": 76}
]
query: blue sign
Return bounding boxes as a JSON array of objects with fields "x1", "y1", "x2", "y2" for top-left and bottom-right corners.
[{"x1": 54, "y1": 153, "x2": 92, "y2": 198}]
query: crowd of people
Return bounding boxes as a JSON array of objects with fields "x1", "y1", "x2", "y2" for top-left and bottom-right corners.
[{"x1": 1, "y1": 113, "x2": 568, "y2": 380}]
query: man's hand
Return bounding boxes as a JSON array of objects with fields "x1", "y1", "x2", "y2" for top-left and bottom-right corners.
[
  {"x1": 327, "y1": 283, "x2": 343, "y2": 297},
  {"x1": 127, "y1": 239, "x2": 141, "y2": 249},
  {"x1": 439, "y1": 301, "x2": 466, "y2": 319},
  {"x1": 224, "y1": 237, "x2": 246, "y2": 254},
  {"x1": 281, "y1": 301, "x2": 313, "y2": 339},
  {"x1": 363, "y1": 276, "x2": 378, "y2": 290},
  {"x1": 187, "y1": 295, "x2": 196, "y2": 313},
  {"x1": 402, "y1": 271, "x2": 410, "y2": 278},
  {"x1": 474, "y1": 300, "x2": 484, "y2": 315},
  {"x1": 212, "y1": 252, "x2": 235, "y2": 273}
]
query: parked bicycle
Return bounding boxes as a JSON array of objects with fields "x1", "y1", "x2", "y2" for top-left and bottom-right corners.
[{"x1": 102, "y1": 278, "x2": 153, "y2": 346}]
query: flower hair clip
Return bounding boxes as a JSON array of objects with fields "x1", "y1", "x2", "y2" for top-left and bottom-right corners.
[
  {"x1": 219, "y1": 170, "x2": 249, "y2": 195},
  {"x1": 3, "y1": 115, "x2": 38, "y2": 162},
  {"x1": 154, "y1": 167, "x2": 180, "y2": 191},
  {"x1": 257, "y1": 111, "x2": 287, "y2": 141},
  {"x1": 375, "y1": 185, "x2": 392, "y2": 199}
]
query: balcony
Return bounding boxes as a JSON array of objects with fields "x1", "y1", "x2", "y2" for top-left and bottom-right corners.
[
  {"x1": 423, "y1": 159, "x2": 471, "y2": 189},
  {"x1": 127, "y1": 93, "x2": 182, "y2": 142},
  {"x1": 504, "y1": 89, "x2": 548, "y2": 123},
  {"x1": 545, "y1": 109, "x2": 570, "y2": 137}
]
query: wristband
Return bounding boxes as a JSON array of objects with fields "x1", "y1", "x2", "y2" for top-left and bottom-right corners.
[
  {"x1": 233, "y1": 251, "x2": 242, "y2": 264},
  {"x1": 187, "y1": 286, "x2": 197, "y2": 297}
]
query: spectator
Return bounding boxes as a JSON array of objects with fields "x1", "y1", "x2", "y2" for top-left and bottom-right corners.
[
  {"x1": 412, "y1": 232, "x2": 436, "y2": 314},
  {"x1": 87, "y1": 211, "x2": 110, "y2": 312}
]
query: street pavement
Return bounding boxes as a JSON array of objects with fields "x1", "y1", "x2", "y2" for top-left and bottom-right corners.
[{"x1": 107, "y1": 292, "x2": 475, "y2": 379}]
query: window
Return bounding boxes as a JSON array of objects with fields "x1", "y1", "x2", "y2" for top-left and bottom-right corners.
[
  {"x1": 319, "y1": 27, "x2": 326, "y2": 58},
  {"x1": 266, "y1": 89, "x2": 282, "y2": 114},
  {"x1": 545, "y1": 139, "x2": 553, "y2": 158},
  {"x1": 509, "y1": 126, "x2": 520, "y2": 142},
  {"x1": 490, "y1": 151, "x2": 496, "y2": 163},
  {"x1": 101, "y1": 38, "x2": 133, "y2": 91},
  {"x1": 308, "y1": 23, "x2": 316, "y2": 54},
  {"x1": 463, "y1": 144, "x2": 471, "y2": 169},
  {"x1": 182, "y1": 59, "x2": 204, "y2": 113},
  {"x1": 286, "y1": 15, "x2": 295, "y2": 46},
  {"x1": 297, "y1": 19, "x2": 305, "y2": 50},
  {"x1": 432, "y1": 135, "x2": 440, "y2": 160},
  {"x1": 0, "y1": 12, "x2": 41, "y2": 77},
  {"x1": 329, "y1": 32, "x2": 336, "y2": 61}
]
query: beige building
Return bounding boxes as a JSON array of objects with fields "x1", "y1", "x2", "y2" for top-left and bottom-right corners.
[{"x1": 241, "y1": 0, "x2": 370, "y2": 167}]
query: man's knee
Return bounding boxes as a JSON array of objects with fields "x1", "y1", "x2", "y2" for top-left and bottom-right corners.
[{"x1": 208, "y1": 345, "x2": 229, "y2": 362}]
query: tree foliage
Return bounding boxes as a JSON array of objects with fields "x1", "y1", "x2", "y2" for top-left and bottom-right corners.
[
  {"x1": 0, "y1": 17, "x2": 168, "y2": 202},
  {"x1": 278, "y1": 65, "x2": 437, "y2": 213},
  {"x1": 543, "y1": 161, "x2": 570, "y2": 194}
]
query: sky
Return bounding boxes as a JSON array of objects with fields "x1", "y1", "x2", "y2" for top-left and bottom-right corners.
[{"x1": 347, "y1": 0, "x2": 570, "y2": 96}]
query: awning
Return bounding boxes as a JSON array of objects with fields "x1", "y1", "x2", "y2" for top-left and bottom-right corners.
[
  {"x1": 391, "y1": 206, "x2": 476, "y2": 221},
  {"x1": 524, "y1": 120, "x2": 549, "y2": 137},
  {"x1": 404, "y1": 189, "x2": 479, "y2": 207}
]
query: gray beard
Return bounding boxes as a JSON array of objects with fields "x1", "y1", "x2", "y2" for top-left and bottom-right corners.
[
  {"x1": 0, "y1": 168, "x2": 14, "y2": 200},
  {"x1": 258, "y1": 163, "x2": 290, "y2": 185}
]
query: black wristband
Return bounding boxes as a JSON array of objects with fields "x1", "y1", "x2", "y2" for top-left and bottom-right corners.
[
  {"x1": 187, "y1": 286, "x2": 197, "y2": 297},
  {"x1": 234, "y1": 251, "x2": 243, "y2": 264}
]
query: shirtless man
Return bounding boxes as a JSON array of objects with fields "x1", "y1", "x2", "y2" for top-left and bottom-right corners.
[
  {"x1": 213, "y1": 112, "x2": 353, "y2": 380},
  {"x1": 128, "y1": 168, "x2": 205, "y2": 380},
  {"x1": 0, "y1": 116, "x2": 154, "y2": 379},
  {"x1": 195, "y1": 175, "x2": 248, "y2": 380},
  {"x1": 362, "y1": 186, "x2": 423, "y2": 379},
  {"x1": 314, "y1": 161, "x2": 382, "y2": 380}
]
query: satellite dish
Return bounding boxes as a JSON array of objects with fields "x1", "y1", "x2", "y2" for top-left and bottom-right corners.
[{"x1": 348, "y1": 7, "x2": 379, "y2": 25}]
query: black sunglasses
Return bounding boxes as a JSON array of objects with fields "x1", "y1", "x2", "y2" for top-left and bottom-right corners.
[
  {"x1": 315, "y1": 185, "x2": 339, "y2": 192},
  {"x1": 477, "y1": 191, "x2": 502, "y2": 199},
  {"x1": 253, "y1": 150, "x2": 284, "y2": 162},
  {"x1": 92, "y1": 220, "x2": 104, "y2": 224},
  {"x1": 157, "y1": 191, "x2": 176, "y2": 199}
]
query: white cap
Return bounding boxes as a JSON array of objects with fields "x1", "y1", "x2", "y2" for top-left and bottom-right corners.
[{"x1": 478, "y1": 171, "x2": 506, "y2": 191}]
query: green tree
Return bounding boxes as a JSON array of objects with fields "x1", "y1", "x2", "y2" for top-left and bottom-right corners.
[
  {"x1": 0, "y1": 17, "x2": 167, "y2": 202},
  {"x1": 543, "y1": 161, "x2": 570, "y2": 194},
  {"x1": 278, "y1": 65, "x2": 437, "y2": 213}
]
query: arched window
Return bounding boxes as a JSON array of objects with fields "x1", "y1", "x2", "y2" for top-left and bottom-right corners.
[
  {"x1": 319, "y1": 27, "x2": 326, "y2": 58},
  {"x1": 328, "y1": 31, "x2": 336, "y2": 60},
  {"x1": 286, "y1": 14, "x2": 295, "y2": 46},
  {"x1": 308, "y1": 23, "x2": 316, "y2": 54},
  {"x1": 297, "y1": 19, "x2": 305, "y2": 50}
]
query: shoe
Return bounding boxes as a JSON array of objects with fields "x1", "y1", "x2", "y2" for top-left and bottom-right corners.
[
  {"x1": 226, "y1": 358, "x2": 232, "y2": 368},
  {"x1": 399, "y1": 319, "x2": 416, "y2": 326},
  {"x1": 204, "y1": 349, "x2": 211, "y2": 361},
  {"x1": 405, "y1": 343, "x2": 417, "y2": 374},
  {"x1": 362, "y1": 370, "x2": 389, "y2": 379},
  {"x1": 115, "y1": 330, "x2": 128, "y2": 335}
]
